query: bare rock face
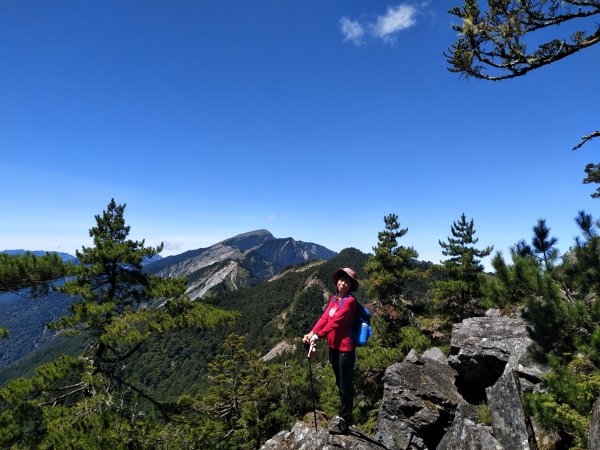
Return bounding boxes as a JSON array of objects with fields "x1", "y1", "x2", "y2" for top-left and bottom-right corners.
[
  {"x1": 436, "y1": 404, "x2": 502, "y2": 450},
  {"x1": 486, "y1": 370, "x2": 538, "y2": 449},
  {"x1": 448, "y1": 315, "x2": 552, "y2": 449},
  {"x1": 260, "y1": 315, "x2": 558, "y2": 449},
  {"x1": 448, "y1": 316, "x2": 537, "y2": 404},
  {"x1": 590, "y1": 396, "x2": 600, "y2": 450},
  {"x1": 260, "y1": 421, "x2": 384, "y2": 450},
  {"x1": 374, "y1": 351, "x2": 464, "y2": 449}
]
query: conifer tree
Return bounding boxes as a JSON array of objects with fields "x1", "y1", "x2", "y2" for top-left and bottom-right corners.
[
  {"x1": 446, "y1": 0, "x2": 600, "y2": 196},
  {"x1": 0, "y1": 199, "x2": 236, "y2": 448},
  {"x1": 364, "y1": 213, "x2": 419, "y2": 309},
  {"x1": 364, "y1": 214, "x2": 420, "y2": 347},
  {"x1": 521, "y1": 212, "x2": 600, "y2": 447},
  {"x1": 531, "y1": 219, "x2": 559, "y2": 271},
  {"x1": 0, "y1": 252, "x2": 70, "y2": 295},
  {"x1": 433, "y1": 213, "x2": 492, "y2": 320},
  {"x1": 188, "y1": 334, "x2": 291, "y2": 449},
  {"x1": 0, "y1": 252, "x2": 71, "y2": 338}
]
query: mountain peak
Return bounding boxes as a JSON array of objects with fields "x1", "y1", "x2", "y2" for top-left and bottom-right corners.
[{"x1": 221, "y1": 229, "x2": 274, "y2": 251}]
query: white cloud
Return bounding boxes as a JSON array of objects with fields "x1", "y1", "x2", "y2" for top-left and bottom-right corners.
[
  {"x1": 340, "y1": 17, "x2": 365, "y2": 46},
  {"x1": 340, "y1": 3, "x2": 419, "y2": 45},
  {"x1": 374, "y1": 5, "x2": 418, "y2": 42}
]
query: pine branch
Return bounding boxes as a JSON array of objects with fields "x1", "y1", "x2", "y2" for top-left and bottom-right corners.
[{"x1": 572, "y1": 130, "x2": 600, "y2": 150}]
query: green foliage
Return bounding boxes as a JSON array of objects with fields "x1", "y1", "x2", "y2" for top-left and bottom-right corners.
[
  {"x1": 447, "y1": 0, "x2": 600, "y2": 81},
  {"x1": 182, "y1": 334, "x2": 295, "y2": 449},
  {"x1": 432, "y1": 213, "x2": 492, "y2": 321},
  {"x1": 0, "y1": 252, "x2": 71, "y2": 296},
  {"x1": 447, "y1": 0, "x2": 600, "y2": 196},
  {"x1": 0, "y1": 199, "x2": 236, "y2": 448},
  {"x1": 487, "y1": 211, "x2": 600, "y2": 446},
  {"x1": 363, "y1": 214, "x2": 422, "y2": 350},
  {"x1": 398, "y1": 326, "x2": 431, "y2": 354},
  {"x1": 476, "y1": 402, "x2": 491, "y2": 426},
  {"x1": 364, "y1": 214, "x2": 420, "y2": 309},
  {"x1": 525, "y1": 355, "x2": 600, "y2": 449},
  {"x1": 583, "y1": 162, "x2": 600, "y2": 198},
  {"x1": 0, "y1": 290, "x2": 76, "y2": 369},
  {"x1": 563, "y1": 211, "x2": 600, "y2": 298},
  {"x1": 0, "y1": 252, "x2": 72, "y2": 341},
  {"x1": 482, "y1": 250, "x2": 541, "y2": 311}
]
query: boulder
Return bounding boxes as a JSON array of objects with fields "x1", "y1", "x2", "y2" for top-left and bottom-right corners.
[
  {"x1": 436, "y1": 416, "x2": 503, "y2": 449},
  {"x1": 374, "y1": 351, "x2": 464, "y2": 449},
  {"x1": 436, "y1": 403, "x2": 502, "y2": 450},
  {"x1": 590, "y1": 396, "x2": 600, "y2": 450},
  {"x1": 486, "y1": 370, "x2": 537, "y2": 449},
  {"x1": 260, "y1": 421, "x2": 383, "y2": 449},
  {"x1": 448, "y1": 316, "x2": 544, "y2": 403},
  {"x1": 422, "y1": 347, "x2": 447, "y2": 364}
]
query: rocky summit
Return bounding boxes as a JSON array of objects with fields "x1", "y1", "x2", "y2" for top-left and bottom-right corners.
[
  {"x1": 262, "y1": 310, "x2": 600, "y2": 449},
  {"x1": 144, "y1": 229, "x2": 336, "y2": 299}
]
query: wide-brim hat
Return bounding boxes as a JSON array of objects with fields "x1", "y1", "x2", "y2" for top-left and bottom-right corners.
[{"x1": 332, "y1": 267, "x2": 359, "y2": 292}]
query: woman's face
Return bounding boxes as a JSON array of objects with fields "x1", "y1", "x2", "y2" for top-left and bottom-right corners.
[{"x1": 337, "y1": 276, "x2": 351, "y2": 297}]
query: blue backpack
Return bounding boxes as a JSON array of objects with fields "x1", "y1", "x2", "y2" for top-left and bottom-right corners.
[{"x1": 338, "y1": 296, "x2": 373, "y2": 347}]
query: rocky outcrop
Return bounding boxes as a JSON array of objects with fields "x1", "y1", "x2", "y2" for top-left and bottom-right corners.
[
  {"x1": 486, "y1": 370, "x2": 537, "y2": 449},
  {"x1": 437, "y1": 404, "x2": 502, "y2": 450},
  {"x1": 374, "y1": 349, "x2": 464, "y2": 449},
  {"x1": 262, "y1": 314, "x2": 557, "y2": 449},
  {"x1": 261, "y1": 340, "x2": 297, "y2": 362},
  {"x1": 372, "y1": 315, "x2": 552, "y2": 449},
  {"x1": 261, "y1": 421, "x2": 384, "y2": 449},
  {"x1": 590, "y1": 396, "x2": 600, "y2": 450},
  {"x1": 448, "y1": 315, "x2": 537, "y2": 404}
]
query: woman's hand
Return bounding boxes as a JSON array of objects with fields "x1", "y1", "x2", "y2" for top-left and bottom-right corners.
[{"x1": 303, "y1": 332, "x2": 314, "y2": 344}]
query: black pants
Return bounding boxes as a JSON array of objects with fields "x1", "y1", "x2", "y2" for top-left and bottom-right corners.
[{"x1": 328, "y1": 348, "x2": 355, "y2": 424}]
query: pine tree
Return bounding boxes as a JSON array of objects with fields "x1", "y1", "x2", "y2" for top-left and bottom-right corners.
[
  {"x1": 0, "y1": 199, "x2": 236, "y2": 448},
  {"x1": 364, "y1": 214, "x2": 420, "y2": 347},
  {"x1": 191, "y1": 334, "x2": 292, "y2": 449},
  {"x1": 364, "y1": 214, "x2": 419, "y2": 309},
  {"x1": 531, "y1": 219, "x2": 559, "y2": 271},
  {"x1": 446, "y1": 0, "x2": 600, "y2": 196},
  {"x1": 433, "y1": 213, "x2": 493, "y2": 320},
  {"x1": 0, "y1": 252, "x2": 71, "y2": 338}
]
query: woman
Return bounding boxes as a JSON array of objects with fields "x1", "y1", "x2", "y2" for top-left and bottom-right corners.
[{"x1": 303, "y1": 267, "x2": 358, "y2": 435}]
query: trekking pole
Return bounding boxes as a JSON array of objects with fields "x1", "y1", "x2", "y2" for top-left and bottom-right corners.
[{"x1": 305, "y1": 341, "x2": 318, "y2": 431}]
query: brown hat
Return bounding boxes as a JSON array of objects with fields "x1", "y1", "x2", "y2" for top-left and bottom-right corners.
[{"x1": 332, "y1": 267, "x2": 359, "y2": 292}]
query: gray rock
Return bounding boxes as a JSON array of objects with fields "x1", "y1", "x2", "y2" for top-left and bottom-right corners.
[
  {"x1": 375, "y1": 419, "x2": 425, "y2": 450},
  {"x1": 422, "y1": 347, "x2": 447, "y2": 364},
  {"x1": 486, "y1": 370, "x2": 537, "y2": 449},
  {"x1": 437, "y1": 401, "x2": 501, "y2": 449},
  {"x1": 485, "y1": 308, "x2": 503, "y2": 317},
  {"x1": 449, "y1": 316, "x2": 530, "y2": 365},
  {"x1": 260, "y1": 421, "x2": 383, "y2": 449},
  {"x1": 405, "y1": 349, "x2": 424, "y2": 364},
  {"x1": 436, "y1": 417, "x2": 502, "y2": 450},
  {"x1": 374, "y1": 353, "x2": 464, "y2": 449},
  {"x1": 590, "y1": 396, "x2": 600, "y2": 450},
  {"x1": 448, "y1": 316, "x2": 546, "y2": 404}
]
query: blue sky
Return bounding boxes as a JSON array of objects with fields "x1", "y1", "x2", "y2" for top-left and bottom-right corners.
[{"x1": 1, "y1": 1, "x2": 598, "y2": 270}]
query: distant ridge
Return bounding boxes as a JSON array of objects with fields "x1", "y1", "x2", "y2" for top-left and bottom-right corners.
[
  {"x1": 144, "y1": 229, "x2": 336, "y2": 299},
  {"x1": 0, "y1": 249, "x2": 160, "y2": 266},
  {"x1": 0, "y1": 230, "x2": 336, "y2": 373},
  {"x1": 0, "y1": 249, "x2": 77, "y2": 262}
]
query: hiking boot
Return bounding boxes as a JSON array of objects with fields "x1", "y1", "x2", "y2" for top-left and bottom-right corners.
[{"x1": 328, "y1": 416, "x2": 349, "y2": 435}]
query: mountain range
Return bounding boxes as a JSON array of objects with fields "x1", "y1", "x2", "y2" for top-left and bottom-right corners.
[
  {"x1": 144, "y1": 229, "x2": 336, "y2": 299},
  {"x1": 0, "y1": 249, "x2": 78, "y2": 263},
  {"x1": 0, "y1": 230, "x2": 336, "y2": 373}
]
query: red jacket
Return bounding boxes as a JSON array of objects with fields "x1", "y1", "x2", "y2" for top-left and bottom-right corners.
[{"x1": 312, "y1": 295, "x2": 357, "y2": 351}]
